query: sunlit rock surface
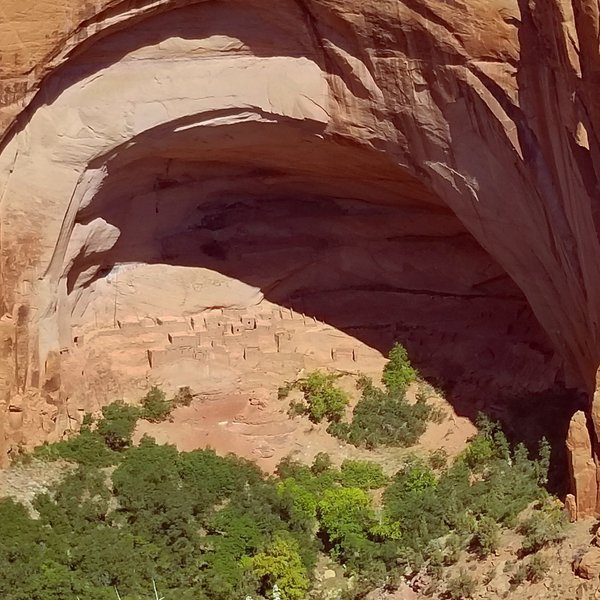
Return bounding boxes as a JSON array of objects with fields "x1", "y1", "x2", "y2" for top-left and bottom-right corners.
[{"x1": 1, "y1": 0, "x2": 600, "y2": 506}]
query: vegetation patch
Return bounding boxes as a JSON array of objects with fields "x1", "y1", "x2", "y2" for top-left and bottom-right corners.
[
  {"x1": 328, "y1": 343, "x2": 441, "y2": 448},
  {"x1": 289, "y1": 371, "x2": 349, "y2": 423},
  {"x1": 3, "y1": 391, "x2": 562, "y2": 600},
  {"x1": 288, "y1": 343, "x2": 441, "y2": 450}
]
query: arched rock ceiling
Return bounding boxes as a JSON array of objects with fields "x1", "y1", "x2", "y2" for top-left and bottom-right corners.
[{"x1": 1, "y1": 0, "x2": 600, "y2": 404}]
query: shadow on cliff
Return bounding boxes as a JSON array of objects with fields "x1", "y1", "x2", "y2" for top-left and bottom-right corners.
[{"x1": 62, "y1": 146, "x2": 585, "y2": 498}]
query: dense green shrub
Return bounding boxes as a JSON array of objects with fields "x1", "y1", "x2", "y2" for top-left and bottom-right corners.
[
  {"x1": 331, "y1": 377, "x2": 434, "y2": 448},
  {"x1": 278, "y1": 384, "x2": 292, "y2": 400},
  {"x1": 525, "y1": 552, "x2": 550, "y2": 582},
  {"x1": 445, "y1": 569, "x2": 478, "y2": 599},
  {"x1": 140, "y1": 386, "x2": 173, "y2": 422},
  {"x1": 382, "y1": 343, "x2": 418, "y2": 394},
  {"x1": 509, "y1": 562, "x2": 528, "y2": 587},
  {"x1": 173, "y1": 385, "x2": 194, "y2": 407},
  {"x1": 295, "y1": 372, "x2": 349, "y2": 423},
  {"x1": 31, "y1": 429, "x2": 118, "y2": 467},
  {"x1": 339, "y1": 459, "x2": 388, "y2": 490},
  {"x1": 96, "y1": 400, "x2": 140, "y2": 451},
  {"x1": 518, "y1": 499, "x2": 567, "y2": 554},
  {"x1": 471, "y1": 516, "x2": 501, "y2": 558},
  {"x1": 430, "y1": 448, "x2": 449, "y2": 470},
  {"x1": 311, "y1": 452, "x2": 333, "y2": 474},
  {"x1": 510, "y1": 554, "x2": 552, "y2": 588}
]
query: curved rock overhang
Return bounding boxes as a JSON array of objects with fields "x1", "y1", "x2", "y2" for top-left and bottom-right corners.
[{"x1": 1, "y1": 0, "x2": 600, "y2": 461}]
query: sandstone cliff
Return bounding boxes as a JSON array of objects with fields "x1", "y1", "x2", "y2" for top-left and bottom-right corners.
[{"x1": 1, "y1": 0, "x2": 600, "y2": 510}]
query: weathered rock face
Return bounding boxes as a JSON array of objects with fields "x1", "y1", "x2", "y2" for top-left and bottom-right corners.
[
  {"x1": 575, "y1": 547, "x2": 600, "y2": 579},
  {"x1": 2, "y1": 0, "x2": 600, "y2": 491},
  {"x1": 566, "y1": 411, "x2": 597, "y2": 518}
]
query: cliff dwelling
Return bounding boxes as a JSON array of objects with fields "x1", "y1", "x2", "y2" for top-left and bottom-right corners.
[{"x1": 1, "y1": 0, "x2": 600, "y2": 510}]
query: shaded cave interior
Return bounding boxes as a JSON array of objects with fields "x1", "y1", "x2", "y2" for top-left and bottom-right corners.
[{"x1": 54, "y1": 118, "x2": 584, "y2": 491}]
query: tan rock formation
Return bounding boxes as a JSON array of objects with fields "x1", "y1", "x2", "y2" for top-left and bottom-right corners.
[
  {"x1": 566, "y1": 411, "x2": 598, "y2": 519},
  {"x1": 565, "y1": 493, "x2": 578, "y2": 523},
  {"x1": 576, "y1": 547, "x2": 600, "y2": 579},
  {"x1": 2, "y1": 0, "x2": 600, "y2": 494}
]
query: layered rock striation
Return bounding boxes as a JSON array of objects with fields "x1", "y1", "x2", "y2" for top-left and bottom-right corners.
[{"x1": 1, "y1": 0, "x2": 600, "y2": 508}]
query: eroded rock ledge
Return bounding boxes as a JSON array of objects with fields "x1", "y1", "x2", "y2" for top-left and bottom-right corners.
[{"x1": 1, "y1": 0, "x2": 600, "y2": 509}]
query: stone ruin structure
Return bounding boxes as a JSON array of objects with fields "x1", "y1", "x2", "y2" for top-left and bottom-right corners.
[
  {"x1": 109, "y1": 306, "x2": 371, "y2": 374},
  {"x1": 64, "y1": 302, "x2": 382, "y2": 393}
]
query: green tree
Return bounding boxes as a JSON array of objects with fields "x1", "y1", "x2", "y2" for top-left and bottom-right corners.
[
  {"x1": 96, "y1": 401, "x2": 140, "y2": 451},
  {"x1": 247, "y1": 533, "x2": 310, "y2": 600},
  {"x1": 140, "y1": 386, "x2": 172, "y2": 423},
  {"x1": 318, "y1": 487, "x2": 374, "y2": 547},
  {"x1": 298, "y1": 372, "x2": 349, "y2": 423},
  {"x1": 340, "y1": 459, "x2": 388, "y2": 490},
  {"x1": 277, "y1": 478, "x2": 318, "y2": 525},
  {"x1": 382, "y1": 343, "x2": 417, "y2": 394}
]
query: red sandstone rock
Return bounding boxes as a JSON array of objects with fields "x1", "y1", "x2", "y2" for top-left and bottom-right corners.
[
  {"x1": 565, "y1": 494, "x2": 578, "y2": 523},
  {"x1": 576, "y1": 548, "x2": 600, "y2": 579},
  {"x1": 2, "y1": 0, "x2": 600, "y2": 481},
  {"x1": 567, "y1": 411, "x2": 598, "y2": 519}
]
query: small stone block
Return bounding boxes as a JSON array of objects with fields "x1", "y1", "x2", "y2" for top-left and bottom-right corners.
[
  {"x1": 275, "y1": 331, "x2": 295, "y2": 353},
  {"x1": 196, "y1": 332, "x2": 212, "y2": 347},
  {"x1": 156, "y1": 317, "x2": 189, "y2": 332},
  {"x1": 332, "y1": 347, "x2": 355, "y2": 362},
  {"x1": 244, "y1": 346, "x2": 261, "y2": 362},
  {"x1": 190, "y1": 315, "x2": 207, "y2": 331},
  {"x1": 211, "y1": 345, "x2": 231, "y2": 364},
  {"x1": 194, "y1": 347, "x2": 210, "y2": 362},
  {"x1": 242, "y1": 316, "x2": 256, "y2": 330},
  {"x1": 255, "y1": 319, "x2": 272, "y2": 331},
  {"x1": 148, "y1": 348, "x2": 173, "y2": 368},
  {"x1": 258, "y1": 312, "x2": 273, "y2": 323},
  {"x1": 205, "y1": 316, "x2": 227, "y2": 332},
  {"x1": 118, "y1": 318, "x2": 141, "y2": 330},
  {"x1": 175, "y1": 346, "x2": 195, "y2": 358},
  {"x1": 168, "y1": 333, "x2": 197, "y2": 348}
]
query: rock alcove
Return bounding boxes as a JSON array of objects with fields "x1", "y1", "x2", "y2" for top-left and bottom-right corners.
[{"x1": 1, "y1": 0, "x2": 600, "y2": 510}]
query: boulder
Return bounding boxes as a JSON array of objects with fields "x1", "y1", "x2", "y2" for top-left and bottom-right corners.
[{"x1": 576, "y1": 548, "x2": 600, "y2": 580}]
